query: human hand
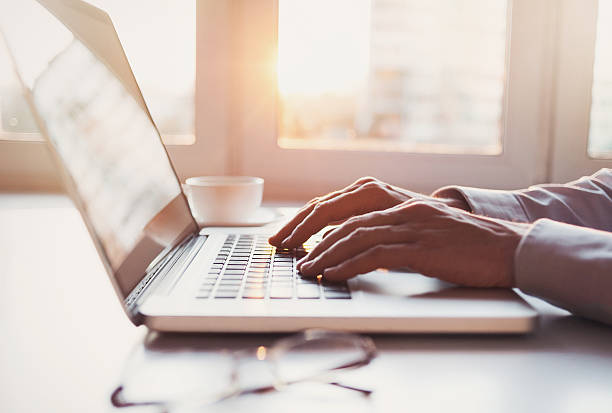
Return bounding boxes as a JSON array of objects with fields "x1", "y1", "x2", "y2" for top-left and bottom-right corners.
[
  {"x1": 297, "y1": 200, "x2": 529, "y2": 288},
  {"x1": 268, "y1": 177, "x2": 469, "y2": 248}
]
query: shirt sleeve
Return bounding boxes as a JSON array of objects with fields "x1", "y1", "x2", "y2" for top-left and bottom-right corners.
[
  {"x1": 432, "y1": 168, "x2": 612, "y2": 232},
  {"x1": 514, "y1": 218, "x2": 612, "y2": 325}
]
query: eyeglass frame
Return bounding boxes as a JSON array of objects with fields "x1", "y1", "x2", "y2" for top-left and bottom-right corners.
[{"x1": 111, "y1": 329, "x2": 377, "y2": 410}]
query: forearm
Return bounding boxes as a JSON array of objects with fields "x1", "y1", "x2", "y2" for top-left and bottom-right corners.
[
  {"x1": 514, "y1": 219, "x2": 612, "y2": 325},
  {"x1": 432, "y1": 168, "x2": 612, "y2": 231}
]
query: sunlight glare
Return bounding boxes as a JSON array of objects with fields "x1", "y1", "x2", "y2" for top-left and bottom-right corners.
[{"x1": 277, "y1": 0, "x2": 371, "y2": 97}]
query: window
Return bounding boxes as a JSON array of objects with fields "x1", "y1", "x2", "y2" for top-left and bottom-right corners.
[
  {"x1": 232, "y1": 0, "x2": 553, "y2": 199},
  {"x1": 0, "y1": 36, "x2": 39, "y2": 141},
  {"x1": 277, "y1": 0, "x2": 508, "y2": 155},
  {"x1": 589, "y1": 0, "x2": 612, "y2": 159},
  {"x1": 0, "y1": 0, "x2": 195, "y2": 144},
  {"x1": 1, "y1": 0, "x2": 610, "y2": 195},
  {"x1": 549, "y1": 0, "x2": 612, "y2": 183}
]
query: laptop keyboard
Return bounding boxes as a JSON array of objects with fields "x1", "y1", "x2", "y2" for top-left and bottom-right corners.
[{"x1": 195, "y1": 234, "x2": 351, "y2": 300}]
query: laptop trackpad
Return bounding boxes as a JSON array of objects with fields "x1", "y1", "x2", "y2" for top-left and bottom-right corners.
[{"x1": 352, "y1": 270, "x2": 517, "y2": 302}]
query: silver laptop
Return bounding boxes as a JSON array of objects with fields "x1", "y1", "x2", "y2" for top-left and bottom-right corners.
[{"x1": 0, "y1": 0, "x2": 537, "y2": 333}]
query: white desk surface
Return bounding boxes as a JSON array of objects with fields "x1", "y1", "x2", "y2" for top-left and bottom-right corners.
[{"x1": 1, "y1": 193, "x2": 611, "y2": 413}]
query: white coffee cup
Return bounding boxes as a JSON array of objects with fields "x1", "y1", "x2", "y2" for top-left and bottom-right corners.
[{"x1": 183, "y1": 176, "x2": 264, "y2": 223}]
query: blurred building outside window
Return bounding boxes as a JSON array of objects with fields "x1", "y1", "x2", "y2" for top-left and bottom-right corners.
[
  {"x1": 277, "y1": 0, "x2": 508, "y2": 155},
  {"x1": 0, "y1": 0, "x2": 195, "y2": 145},
  {"x1": 588, "y1": 0, "x2": 612, "y2": 158}
]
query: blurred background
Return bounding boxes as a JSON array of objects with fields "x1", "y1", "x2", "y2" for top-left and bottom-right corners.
[{"x1": 1, "y1": 0, "x2": 611, "y2": 199}]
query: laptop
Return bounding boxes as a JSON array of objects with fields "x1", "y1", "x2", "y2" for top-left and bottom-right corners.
[{"x1": 0, "y1": 0, "x2": 537, "y2": 333}]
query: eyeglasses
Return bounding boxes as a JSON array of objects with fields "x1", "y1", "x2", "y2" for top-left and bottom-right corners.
[{"x1": 111, "y1": 329, "x2": 377, "y2": 411}]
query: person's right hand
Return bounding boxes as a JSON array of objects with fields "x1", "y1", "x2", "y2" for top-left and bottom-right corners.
[{"x1": 268, "y1": 177, "x2": 469, "y2": 249}]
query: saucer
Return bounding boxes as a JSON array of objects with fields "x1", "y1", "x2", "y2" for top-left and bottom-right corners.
[{"x1": 195, "y1": 207, "x2": 284, "y2": 227}]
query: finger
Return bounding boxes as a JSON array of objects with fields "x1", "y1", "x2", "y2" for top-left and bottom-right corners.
[
  {"x1": 268, "y1": 177, "x2": 376, "y2": 246},
  {"x1": 321, "y1": 227, "x2": 337, "y2": 239},
  {"x1": 297, "y1": 199, "x2": 441, "y2": 268},
  {"x1": 300, "y1": 224, "x2": 418, "y2": 277},
  {"x1": 268, "y1": 202, "x2": 317, "y2": 246},
  {"x1": 323, "y1": 244, "x2": 418, "y2": 281},
  {"x1": 297, "y1": 210, "x2": 404, "y2": 270},
  {"x1": 280, "y1": 183, "x2": 399, "y2": 248}
]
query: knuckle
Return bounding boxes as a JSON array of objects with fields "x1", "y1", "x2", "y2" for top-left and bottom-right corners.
[
  {"x1": 312, "y1": 201, "x2": 333, "y2": 218},
  {"x1": 405, "y1": 201, "x2": 436, "y2": 215},
  {"x1": 312, "y1": 201, "x2": 327, "y2": 213},
  {"x1": 362, "y1": 181, "x2": 382, "y2": 191},
  {"x1": 350, "y1": 226, "x2": 370, "y2": 239},
  {"x1": 344, "y1": 215, "x2": 364, "y2": 228},
  {"x1": 356, "y1": 176, "x2": 377, "y2": 184}
]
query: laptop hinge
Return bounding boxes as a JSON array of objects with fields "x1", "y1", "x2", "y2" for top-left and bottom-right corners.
[{"x1": 124, "y1": 233, "x2": 206, "y2": 319}]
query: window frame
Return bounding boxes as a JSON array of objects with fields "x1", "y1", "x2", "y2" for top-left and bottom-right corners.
[
  {"x1": 226, "y1": 0, "x2": 559, "y2": 200},
  {"x1": 0, "y1": 0, "x2": 230, "y2": 191},
  {"x1": 549, "y1": 0, "x2": 612, "y2": 183}
]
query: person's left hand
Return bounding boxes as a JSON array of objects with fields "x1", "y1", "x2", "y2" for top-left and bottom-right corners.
[{"x1": 297, "y1": 200, "x2": 530, "y2": 288}]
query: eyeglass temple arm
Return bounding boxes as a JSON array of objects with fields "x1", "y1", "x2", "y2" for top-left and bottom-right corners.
[
  {"x1": 110, "y1": 386, "x2": 168, "y2": 409},
  {"x1": 328, "y1": 381, "x2": 373, "y2": 396}
]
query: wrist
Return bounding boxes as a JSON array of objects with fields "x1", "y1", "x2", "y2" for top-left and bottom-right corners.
[{"x1": 504, "y1": 221, "x2": 531, "y2": 287}]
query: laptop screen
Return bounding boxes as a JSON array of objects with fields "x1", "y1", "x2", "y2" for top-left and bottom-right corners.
[{"x1": 0, "y1": 0, "x2": 198, "y2": 298}]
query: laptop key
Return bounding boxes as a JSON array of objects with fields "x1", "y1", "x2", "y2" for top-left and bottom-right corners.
[
  {"x1": 323, "y1": 290, "x2": 351, "y2": 299},
  {"x1": 247, "y1": 272, "x2": 267, "y2": 278},
  {"x1": 297, "y1": 285, "x2": 321, "y2": 299},
  {"x1": 219, "y1": 279, "x2": 242, "y2": 286},
  {"x1": 224, "y1": 270, "x2": 246, "y2": 275},
  {"x1": 297, "y1": 277, "x2": 317, "y2": 284},
  {"x1": 243, "y1": 288, "x2": 266, "y2": 299},
  {"x1": 274, "y1": 262, "x2": 293, "y2": 267},
  {"x1": 323, "y1": 285, "x2": 349, "y2": 292},
  {"x1": 215, "y1": 292, "x2": 238, "y2": 299},
  {"x1": 270, "y1": 286, "x2": 293, "y2": 299},
  {"x1": 222, "y1": 274, "x2": 244, "y2": 280},
  {"x1": 272, "y1": 271, "x2": 293, "y2": 277}
]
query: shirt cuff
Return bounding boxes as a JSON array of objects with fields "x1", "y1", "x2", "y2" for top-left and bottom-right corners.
[
  {"x1": 433, "y1": 186, "x2": 529, "y2": 222},
  {"x1": 514, "y1": 218, "x2": 612, "y2": 324}
]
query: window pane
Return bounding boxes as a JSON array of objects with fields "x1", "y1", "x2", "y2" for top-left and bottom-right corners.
[
  {"x1": 0, "y1": 36, "x2": 40, "y2": 140},
  {"x1": 0, "y1": 0, "x2": 195, "y2": 145},
  {"x1": 277, "y1": 0, "x2": 508, "y2": 154},
  {"x1": 588, "y1": 0, "x2": 612, "y2": 159}
]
